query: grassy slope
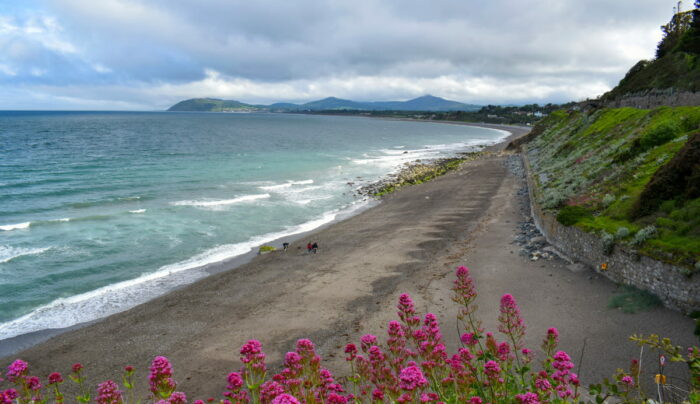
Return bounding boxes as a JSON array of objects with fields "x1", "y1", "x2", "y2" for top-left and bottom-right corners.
[{"x1": 527, "y1": 106, "x2": 700, "y2": 269}]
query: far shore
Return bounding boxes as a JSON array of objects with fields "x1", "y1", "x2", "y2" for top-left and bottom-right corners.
[{"x1": 1, "y1": 124, "x2": 695, "y2": 400}]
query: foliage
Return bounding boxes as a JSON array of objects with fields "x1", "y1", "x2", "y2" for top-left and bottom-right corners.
[
  {"x1": 556, "y1": 206, "x2": 591, "y2": 226},
  {"x1": 258, "y1": 246, "x2": 277, "y2": 253},
  {"x1": 607, "y1": 285, "x2": 663, "y2": 314},
  {"x1": 601, "y1": 231, "x2": 615, "y2": 255},
  {"x1": 633, "y1": 226, "x2": 658, "y2": 246},
  {"x1": 528, "y1": 106, "x2": 700, "y2": 268},
  {"x1": 616, "y1": 227, "x2": 630, "y2": 239},
  {"x1": 4, "y1": 267, "x2": 696, "y2": 403}
]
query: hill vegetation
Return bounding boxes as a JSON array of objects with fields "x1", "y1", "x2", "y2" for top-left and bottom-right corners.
[
  {"x1": 526, "y1": 106, "x2": 700, "y2": 270},
  {"x1": 601, "y1": 3, "x2": 700, "y2": 103}
]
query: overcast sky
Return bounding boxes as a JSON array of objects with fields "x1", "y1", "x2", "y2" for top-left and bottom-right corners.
[{"x1": 0, "y1": 0, "x2": 680, "y2": 110}]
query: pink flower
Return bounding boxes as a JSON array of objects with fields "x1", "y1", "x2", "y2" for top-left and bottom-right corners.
[
  {"x1": 26, "y1": 376, "x2": 41, "y2": 391},
  {"x1": 271, "y1": 393, "x2": 300, "y2": 404},
  {"x1": 6, "y1": 359, "x2": 28, "y2": 382},
  {"x1": 194, "y1": 401, "x2": 205, "y2": 404},
  {"x1": 483, "y1": 360, "x2": 501, "y2": 377},
  {"x1": 469, "y1": 397, "x2": 483, "y2": 404},
  {"x1": 344, "y1": 344, "x2": 357, "y2": 361},
  {"x1": 498, "y1": 294, "x2": 526, "y2": 351},
  {"x1": 372, "y1": 389, "x2": 384, "y2": 400},
  {"x1": 168, "y1": 392, "x2": 187, "y2": 404},
  {"x1": 240, "y1": 340, "x2": 263, "y2": 363},
  {"x1": 397, "y1": 294, "x2": 420, "y2": 327},
  {"x1": 260, "y1": 381, "x2": 285, "y2": 402},
  {"x1": 48, "y1": 372, "x2": 63, "y2": 385},
  {"x1": 515, "y1": 392, "x2": 540, "y2": 404},
  {"x1": 226, "y1": 372, "x2": 244, "y2": 391},
  {"x1": 124, "y1": 366, "x2": 134, "y2": 373},
  {"x1": 399, "y1": 365, "x2": 428, "y2": 391},
  {"x1": 460, "y1": 332, "x2": 478, "y2": 346},
  {"x1": 360, "y1": 334, "x2": 378, "y2": 352},
  {"x1": 453, "y1": 266, "x2": 477, "y2": 303},
  {"x1": 71, "y1": 363, "x2": 83, "y2": 373},
  {"x1": 535, "y1": 378, "x2": 552, "y2": 391},
  {"x1": 96, "y1": 380, "x2": 123, "y2": 404},
  {"x1": 621, "y1": 375, "x2": 634, "y2": 386},
  {"x1": 327, "y1": 393, "x2": 348, "y2": 404},
  {"x1": 149, "y1": 356, "x2": 176, "y2": 397}
]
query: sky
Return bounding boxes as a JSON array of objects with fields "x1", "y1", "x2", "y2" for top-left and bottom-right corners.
[{"x1": 0, "y1": 0, "x2": 681, "y2": 110}]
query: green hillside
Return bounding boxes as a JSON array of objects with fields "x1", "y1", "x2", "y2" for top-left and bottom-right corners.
[
  {"x1": 168, "y1": 98, "x2": 261, "y2": 112},
  {"x1": 526, "y1": 106, "x2": 700, "y2": 270},
  {"x1": 601, "y1": 6, "x2": 700, "y2": 101}
]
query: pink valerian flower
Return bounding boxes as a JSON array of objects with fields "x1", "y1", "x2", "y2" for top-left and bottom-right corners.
[
  {"x1": 48, "y1": 372, "x2": 63, "y2": 385},
  {"x1": 397, "y1": 294, "x2": 421, "y2": 328},
  {"x1": 240, "y1": 339, "x2": 267, "y2": 374},
  {"x1": 226, "y1": 372, "x2": 244, "y2": 391},
  {"x1": 621, "y1": 375, "x2": 634, "y2": 387},
  {"x1": 168, "y1": 392, "x2": 187, "y2": 404},
  {"x1": 452, "y1": 266, "x2": 477, "y2": 308},
  {"x1": 483, "y1": 360, "x2": 501, "y2": 378},
  {"x1": 398, "y1": 365, "x2": 428, "y2": 391},
  {"x1": 149, "y1": 356, "x2": 177, "y2": 398},
  {"x1": 259, "y1": 381, "x2": 285, "y2": 403},
  {"x1": 460, "y1": 332, "x2": 479, "y2": 346},
  {"x1": 270, "y1": 393, "x2": 300, "y2": 404},
  {"x1": 193, "y1": 401, "x2": 205, "y2": 404},
  {"x1": 6, "y1": 359, "x2": 28, "y2": 382},
  {"x1": 327, "y1": 393, "x2": 348, "y2": 403},
  {"x1": 515, "y1": 392, "x2": 541, "y2": 404},
  {"x1": 498, "y1": 294, "x2": 526, "y2": 352},
  {"x1": 420, "y1": 392, "x2": 439, "y2": 402},
  {"x1": 71, "y1": 363, "x2": 83, "y2": 373},
  {"x1": 360, "y1": 334, "x2": 378, "y2": 353},
  {"x1": 542, "y1": 328, "x2": 559, "y2": 355},
  {"x1": 26, "y1": 376, "x2": 41, "y2": 391},
  {"x1": 535, "y1": 378, "x2": 552, "y2": 391},
  {"x1": 469, "y1": 397, "x2": 483, "y2": 404},
  {"x1": 96, "y1": 380, "x2": 123, "y2": 404},
  {"x1": 344, "y1": 344, "x2": 358, "y2": 361},
  {"x1": 372, "y1": 389, "x2": 385, "y2": 401}
]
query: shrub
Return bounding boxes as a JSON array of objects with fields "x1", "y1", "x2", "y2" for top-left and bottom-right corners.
[
  {"x1": 616, "y1": 227, "x2": 630, "y2": 239},
  {"x1": 602, "y1": 194, "x2": 616, "y2": 207},
  {"x1": 601, "y1": 231, "x2": 615, "y2": 255},
  {"x1": 258, "y1": 245, "x2": 276, "y2": 253},
  {"x1": 632, "y1": 225, "x2": 658, "y2": 246},
  {"x1": 556, "y1": 205, "x2": 592, "y2": 226},
  {"x1": 639, "y1": 122, "x2": 680, "y2": 151}
]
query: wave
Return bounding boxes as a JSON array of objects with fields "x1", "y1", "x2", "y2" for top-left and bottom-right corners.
[
  {"x1": 258, "y1": 179, "x2": 314, "y2": 191},
  {"x1": 0, "y1": 245, "x2": 51, "y2": 264},
  {"x1": 0, "y1": 222, "x2": 31, "y2": 231},
  {"x1": 0, "y1": 200, "x2": 371, "y2": 341},
  {"x1": 171, "y1": 193, "x2": 270, "y2": 207},
  {"x1": 129, "y1": 209, "x2": 146, "y2": 214}
]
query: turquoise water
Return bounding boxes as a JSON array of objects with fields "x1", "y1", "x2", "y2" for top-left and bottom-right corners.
[{"x1": 0, "y1": 111, "x2": 507, "y2": 340}]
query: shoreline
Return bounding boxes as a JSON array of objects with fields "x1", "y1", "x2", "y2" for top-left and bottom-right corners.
[{"x1": 0, "y1": 121, "x2": 524, "y2": 357}]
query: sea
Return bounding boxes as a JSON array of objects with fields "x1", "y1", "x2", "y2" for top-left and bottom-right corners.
[{"x1": 0, "y1": 111, "x2": 508, "y2": 343}]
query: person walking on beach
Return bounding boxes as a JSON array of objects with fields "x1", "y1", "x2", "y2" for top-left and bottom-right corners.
[
  {"x1": 283, "y1": 242, "x2": 289, "y2": 251},
  {"x1": 307, "y1": 242, "x2": 312, "y2": 253},
  {"x1": 312, "y1": 242, "x2": 318, "y2": 254}
]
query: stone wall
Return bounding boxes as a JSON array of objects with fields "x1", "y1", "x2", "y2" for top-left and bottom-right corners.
[
  {"x1": 522, "y1": 148, "x2": 700, "y2": 314},
  {"x1": 600, "y1": 89, "x2": 700, "y2": 110}
]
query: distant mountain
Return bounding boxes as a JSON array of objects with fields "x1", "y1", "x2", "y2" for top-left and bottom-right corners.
[
  {"x1": 168, "y1": 95, "x2": 480, "y2": 112},
  {"x1": 168, "y1": 98, "x2": 262, "y2": 112}
]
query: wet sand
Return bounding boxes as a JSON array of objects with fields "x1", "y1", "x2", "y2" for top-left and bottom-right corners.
[{"x1": 2, "y1": 125, "x2": 695, "y2": 400}]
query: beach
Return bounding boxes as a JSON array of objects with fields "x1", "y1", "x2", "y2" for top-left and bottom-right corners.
[{"x1": 2, "y1": 124, "x2": 696, "y2": 400}]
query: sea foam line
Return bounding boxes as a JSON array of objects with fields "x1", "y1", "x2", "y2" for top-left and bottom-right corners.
[
  {"x1": 258, "y1": 179, "x2": 314, "y2": 191},
  {"x1": 0, "y1": 246, "x2": 51, "y2": 264},
  {"x1": 0, "y1": 200, "x2": 370, "y2": 341},
  {"x1": 172, "y1": 193, "x2": 270, "y2": 207},
  {"x1": 0, "y1": 222, "x2": 31, "y2": 231}
]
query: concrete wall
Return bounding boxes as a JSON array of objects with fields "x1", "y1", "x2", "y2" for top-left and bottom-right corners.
[{"x1": 522, "y1": 148, "x2": 700, "y2": 314}]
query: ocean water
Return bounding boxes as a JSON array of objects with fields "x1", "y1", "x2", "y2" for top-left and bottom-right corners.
[{"x1": 0, "y1": 111, "x2": 507, "y2": 341}]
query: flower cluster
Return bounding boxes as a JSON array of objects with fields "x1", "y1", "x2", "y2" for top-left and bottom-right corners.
[{"x1": 1, "y1": 266, "x2": 697, "y2": 403}]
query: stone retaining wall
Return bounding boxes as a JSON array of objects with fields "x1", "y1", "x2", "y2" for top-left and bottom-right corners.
[{"x1": 522, "y1": 148, "x2": 700, "y2": 314}]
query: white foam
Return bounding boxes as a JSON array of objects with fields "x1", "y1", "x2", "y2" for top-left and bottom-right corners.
[
  {"x1": 129, "y1": 209, "x2": 146, "y2": 214},
  {"x1": 259, "y1": 179, "x2": 314, "y2": 191},
  {"x1": 0, "y1": 246, "x2": 51, "y2": 264},
  {"x1": 0, "y1": 201, "x2": 371, "y2": 341},
  {"x1": 172, "y1": 193, "x2": 270, "y2": 207},
  {"x1": 0, "y1": 222, "x2": 31, "y2": 231}
]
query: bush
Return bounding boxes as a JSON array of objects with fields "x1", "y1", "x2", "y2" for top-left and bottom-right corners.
[
  {"x1": 556, "y1": 205, "x2": 592, "y2": 226},
  {"x1": 602, "y1": 194, "x2": 616, "y2": 207},
  {"x1": 601, "y1": 231, "x2": 615, "y2": 255},
  {"x1": 639, "y1": 122, "x2": 681, "y2": 151},
  {"x1": 616, "y1": 227, "x2": 630, "y2": 239},
  {"x1": 632, "y1": 225, "x2": 658, "y2": 246},
  {"x1": 258, "y1": 245, "x2": 276, "y2": 253}
]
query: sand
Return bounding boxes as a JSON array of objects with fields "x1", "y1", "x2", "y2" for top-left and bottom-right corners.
[{"x1": 1, "y1": 124, "x2": 695, "y2": 400}]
